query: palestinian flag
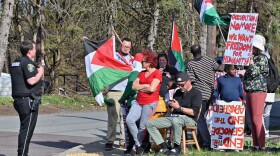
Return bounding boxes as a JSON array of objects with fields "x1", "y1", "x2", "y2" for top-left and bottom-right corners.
[
  {"x1": 168, "y1": 19, "x2": 185, "y2": 72},
  {"x1": 83, "y1": 36, "x2": 132, "y2": 106},
  {"x1": 194, "y1": 0, "x2": 227, "y2": 26}
]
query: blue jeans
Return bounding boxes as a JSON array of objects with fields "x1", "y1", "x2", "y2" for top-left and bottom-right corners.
[
  {"x1": 126, "y1": 100, "x2": 157, "y2": 146},
  {"x1": 197, "y1": 100, "x2": 211, "y2": 146}
]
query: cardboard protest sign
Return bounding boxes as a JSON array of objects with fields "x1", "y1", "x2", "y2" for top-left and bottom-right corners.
[
  {"x1": 211, "y1": 100, "x2": 245, "y2": 150},
  {"x1": 223, "y1": 13, "x2": 258, "y2": 66}
]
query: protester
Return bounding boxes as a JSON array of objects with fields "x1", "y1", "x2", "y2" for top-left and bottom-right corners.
[
  {"x1": 157, "y1": 53, "x2": 178, "y2": 77},
  {"x1": 126, "y1": 49, "x2": 162, "y2": 155},
  {"x1": 157, "y1": 53, "x2": 178, "y2": 101},
  {"x1": 187, "y1": 44, "x2": 221, "y2": 149},
  {"x1": 243, "y1": 34, "x2": 269, "y2": 151},
  {"x1": 212, "y1": 64, "x2": 246, "y2": 152},
  {"x1": 212, "y1": 64, "x2": 246, "y2": 103},
  {"x1": 118, "y1": 53, "x2": 143, "y2": 155},
  {"x1": 105, "y1": 37, "x2": 134, "y2": 150},
  {"x1": 10, "y1": 40, "x2": 44, "y2": 156},
  {"x1": 261, "y1": 47, "x2": 279, "y2": 139},
  {"x1": 146, "y1": 72, "x2": 202, "y2": 155}
]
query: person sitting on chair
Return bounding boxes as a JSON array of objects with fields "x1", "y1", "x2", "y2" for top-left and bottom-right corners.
[{"x1": 146, "y1": 72, "x2": 202, "y2": 155}]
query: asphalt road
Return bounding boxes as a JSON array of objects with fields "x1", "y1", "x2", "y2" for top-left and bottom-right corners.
[
  {"x1": 0, "y1": 101, "x2": 279, "y2": 156},
  {"x1": 0, "y1": 111, "x2": 114, "y2": 156}
]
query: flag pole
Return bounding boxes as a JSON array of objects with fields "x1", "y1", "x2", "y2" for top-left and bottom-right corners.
[
  {"x1": 112, "y1": 28, "x2": 123, "y2": 45},
  {"x1": 215, "y1": 18, "x2": 226, "y2": 44},
  {"x1": 169, "y1": 14, "x2": 175, "y2": 49},
  {"x1": 112, "y1": 28, "x2": 133, "y2": 59}
]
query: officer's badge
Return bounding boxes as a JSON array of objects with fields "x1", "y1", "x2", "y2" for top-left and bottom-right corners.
[{"x1": 27, "y1": 64, "x2": 35, "y2": 72}]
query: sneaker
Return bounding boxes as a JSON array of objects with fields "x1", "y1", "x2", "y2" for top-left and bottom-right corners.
[
  {"x1": 265, "y1": 133, "x2": 270, "y2": 139},
  {"x1": 155, "y1": 148, "x2": 170, "y2": 156},
  {"x1": 259, "y1": 147, "x2": 266, "y2": 151},
  {"x1": 168, "y1": 146, "x2": 181, "y2": 156},
  {"x1": 105, "y1": 142, "x2": 113, "y2": 151}
]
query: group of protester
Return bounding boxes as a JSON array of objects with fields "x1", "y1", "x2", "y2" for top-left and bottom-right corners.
[
  {"x1": 103, "y1": 33, "x2": 276, "y2": 156},
  {"x1": 10, "y1": 33, "x2": 276, "y2": 156},
  {"x1": 102, "y1": 37, "x2": 202, "y2": 156}
]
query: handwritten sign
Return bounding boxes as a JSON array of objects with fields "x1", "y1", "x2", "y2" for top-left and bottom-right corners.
[
  {"x1": 223, "y1": 13, "x2": 258, "y2": 66},
  {"x1": 211, "y1": 100, "x2": 245, "y2": 150}
]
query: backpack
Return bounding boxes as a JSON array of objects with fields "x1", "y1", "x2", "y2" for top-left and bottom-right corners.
[{"x1": 265, "y1": 56, "x2": 280, "y2": 93}]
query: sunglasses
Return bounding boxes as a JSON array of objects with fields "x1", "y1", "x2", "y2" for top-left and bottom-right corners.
[{"x1": 177, "y1": 81, "x2": 187, "y2": 87}]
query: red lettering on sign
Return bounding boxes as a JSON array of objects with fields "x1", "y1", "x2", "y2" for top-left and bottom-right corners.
[
  {"x1": 223, "y1": 56, "x2": 250, "y2": 65},
  {"x1": 212, "y1": 104, "x2": 245, "y2": 114},
  {"x1": 230, "y1": 22, "x2": 257, "y2": 33},
  {"x1": 228, "y1": 116, "x2": 245, "y2": 125},
  {"x1": 223, "y1": 137, "x2": 244, "y2": 148},
  {"x1": 212, "y1": 127, "x2": 244, "y2": 136}
]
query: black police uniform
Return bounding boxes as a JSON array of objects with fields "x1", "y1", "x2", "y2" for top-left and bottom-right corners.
[{"x1": 10, "y1": 56, "x2": 42, "y2": 156}]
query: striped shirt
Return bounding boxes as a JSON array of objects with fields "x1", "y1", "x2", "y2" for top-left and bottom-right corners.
[{"x1": 187, "y1": 56, "x2": 220, "y2": 101}]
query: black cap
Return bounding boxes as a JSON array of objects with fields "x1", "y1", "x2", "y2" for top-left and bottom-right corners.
[{"x1": 175, "y1": 72, "x2": 190, "y2": 82}]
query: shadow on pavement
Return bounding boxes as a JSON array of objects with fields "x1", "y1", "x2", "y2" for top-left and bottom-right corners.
[
  {"x1": 32, "y1": 140, "x2": 81, "y2": 149},
  {"x1": 78, "y1": 140, "x2": 125, "y2": 156}
]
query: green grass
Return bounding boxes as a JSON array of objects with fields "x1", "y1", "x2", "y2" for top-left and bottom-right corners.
[
  {"x1": 0, "y1": 96, "x2": 13, "y2": 105},
  {"x1": 144, "y1": 145, "x2": 280, "y2": 156},
  {"x1": 0, "y1": 94, "x2": 102, "y2": 111},
  {"x1": 42, "y1": 94, "x2": 96, "y2": 109}
]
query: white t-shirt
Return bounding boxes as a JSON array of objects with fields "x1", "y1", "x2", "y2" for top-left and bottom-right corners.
[{"x1": 110, "y1": 52, "x2": 133, "y2": 91}]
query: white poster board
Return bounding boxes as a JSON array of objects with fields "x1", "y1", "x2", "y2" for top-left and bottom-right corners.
[
  {"x1": 223, "y1": 13, "x2": 258, "y2": 66},
  {"x1": 211, "y1": 100, "x2": 245, "y2": 150}
]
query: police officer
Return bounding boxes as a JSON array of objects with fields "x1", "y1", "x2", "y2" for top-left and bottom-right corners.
[{"x1": 10, "y1": 40, "x2": 44, "y2": 156}]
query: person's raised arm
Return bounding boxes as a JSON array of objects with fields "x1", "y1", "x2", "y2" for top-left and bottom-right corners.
[{"x1": 27, "y1": 66, "x2": 44, "y2": 85}]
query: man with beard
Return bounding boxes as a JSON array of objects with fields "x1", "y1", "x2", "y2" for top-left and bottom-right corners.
[{"x1": 105, "y1": 38, "x2": 134, "y2": 151}]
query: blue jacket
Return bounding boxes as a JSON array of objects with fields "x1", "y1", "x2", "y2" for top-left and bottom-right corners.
[{"x1": 213, "y1": 74, "x2": 246, "y2": 102}]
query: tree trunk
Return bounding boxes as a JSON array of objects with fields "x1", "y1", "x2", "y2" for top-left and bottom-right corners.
[
  {"x1": 147, "y1": 1, "x2": 159, "y2": 51},
  {"x1": 0, "y1": 0, "x2": 15, "y2": 74},
  {"x1": 200, "y1": 25, "x2": 207, "y2": 56},
  {"x1": 206, "y1": 0, "x2": 217, "y2": 58}
]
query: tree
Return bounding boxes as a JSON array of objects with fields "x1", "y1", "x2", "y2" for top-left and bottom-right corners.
[{"x1": 0, "y1": 0, "x2": 14, "y2": 74}]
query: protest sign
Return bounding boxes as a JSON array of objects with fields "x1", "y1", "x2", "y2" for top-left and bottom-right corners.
[
  {"x1": 223, "y1": 13, "x2": 258, "y2": 66},
  {"x1": 211, "y1": 100, "x2": 245, "y2": 150}
]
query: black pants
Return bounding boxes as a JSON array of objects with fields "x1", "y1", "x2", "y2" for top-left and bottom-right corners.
[
  {"x1": 197, "y1": 100, "x2": 211, "y2": 147},
  {"x1": 13, "y1": 97, "x2": 39, "y2": 156}
]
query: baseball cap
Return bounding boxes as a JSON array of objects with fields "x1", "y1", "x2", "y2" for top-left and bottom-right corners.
[
  {"x1": 175, "y1": 72, "x2": 190, "y2": 82},
  {"x1": 252, "y1": 34, "x2": 265, "y2": 51}
]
